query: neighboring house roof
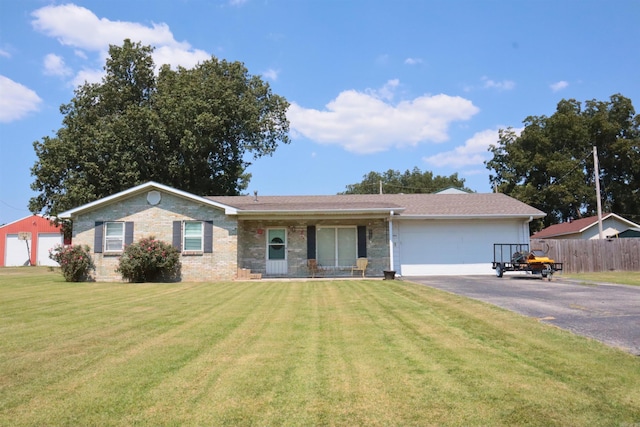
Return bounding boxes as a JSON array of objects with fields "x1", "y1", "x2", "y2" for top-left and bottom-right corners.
[
  {"x1": 56, "y1": 181, "x2": 546, "y2": 221},
  {"x1": 531, "y1": 213, "x2": 640, "y2": 239},
  {"x1": 613, "y1": 227, "x2": 640, "y2": 238},
  {"x1": 0, "y1": 214, "x2": 59, "y2": 229},
  {"x1": 207, "y1": 192, "x2": 545, "y2": 219},
  {"x1": 434, "y1": 187, "x2": 471, "y2": 194}
]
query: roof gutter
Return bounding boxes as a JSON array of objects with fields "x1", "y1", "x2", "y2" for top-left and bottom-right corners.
[{"x1": 397, "y1": 213, "x2": 546, "y2": 220}]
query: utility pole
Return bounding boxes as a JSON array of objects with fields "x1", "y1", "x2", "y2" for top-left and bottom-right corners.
[{"x1": 593, "y1": 146, "x2": 604, "y2": 239}]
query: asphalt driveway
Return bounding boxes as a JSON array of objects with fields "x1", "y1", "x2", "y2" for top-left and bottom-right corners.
[{"x1": 407, "y1": 274, "x2": 640, "y2": 355}]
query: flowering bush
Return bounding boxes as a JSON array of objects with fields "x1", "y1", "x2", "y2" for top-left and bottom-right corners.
[
  {"x1": 49, "y1": 244, "x2": 95, "y2": 282},
  {"x1": 116, "y1": 237, "x2": 181, "y2": 282}
]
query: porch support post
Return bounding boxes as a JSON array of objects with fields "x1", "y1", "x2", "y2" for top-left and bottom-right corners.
[{"x1": 388, "y1": 211, "x2": 394, "y2": 271}]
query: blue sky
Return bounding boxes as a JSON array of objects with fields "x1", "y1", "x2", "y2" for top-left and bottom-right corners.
[{"x1": 1, "y1": 0, "x2": 639, "y2": 225}]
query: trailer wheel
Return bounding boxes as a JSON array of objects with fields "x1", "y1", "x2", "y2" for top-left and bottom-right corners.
[
  {"x1": 543, "y1": 263, "x2": 553, "y2": 281},
  {"x1": 495, "y1": 264, "x2": 503, "y2": 278}
]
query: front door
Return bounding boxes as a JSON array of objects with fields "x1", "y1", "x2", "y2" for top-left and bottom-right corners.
[{"x1": 266, "y1": 228, "x2": 287, "y2": 275}]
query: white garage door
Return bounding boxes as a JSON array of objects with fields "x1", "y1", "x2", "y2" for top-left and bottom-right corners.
[
  {"x1": 396, "y1": 219, "x2": 526, "y2": 276},
  {"x1": 37, "y1": 233, "x2": 63, "y2": 266},
  {"x1": 4, "y1": 234, "x2": 31, "y2": 267}
]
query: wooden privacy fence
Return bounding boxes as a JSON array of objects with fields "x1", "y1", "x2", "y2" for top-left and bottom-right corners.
[{"x1": 530, "y1": 238, "x2": 640, "y2": 273}]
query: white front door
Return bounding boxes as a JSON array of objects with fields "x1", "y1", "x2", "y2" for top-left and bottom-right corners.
[{"x1": 266, "y1": 228, "x2": 287, "y2": 275}]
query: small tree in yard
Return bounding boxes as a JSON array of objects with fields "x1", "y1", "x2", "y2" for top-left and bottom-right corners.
[
  {"x1": 117, "y1": 237, "x2": 181, "y2": 283},
  {"x1": 49, "y1": 244, "x2": 95, "y2": 282}
]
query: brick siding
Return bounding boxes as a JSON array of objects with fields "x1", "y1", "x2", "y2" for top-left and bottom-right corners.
[{"x1": 72, "y1": 191, "x2": 238, "y2": 282}]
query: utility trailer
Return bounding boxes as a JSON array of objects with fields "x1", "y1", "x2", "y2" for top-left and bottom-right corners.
[{"x1": 492, "y1": 243, "x2": 563, "y2": 281}]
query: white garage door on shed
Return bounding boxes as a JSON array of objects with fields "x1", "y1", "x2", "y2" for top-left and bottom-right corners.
[
  {"x1": 395, "y1": 219, "x2": 528, "y2": 276},
  {"x1": 37, "y1": 233, "x2": 63, "y2": 266},
  {"x1": 4, "y1": 234, "x2": 31, "y2": 267}
]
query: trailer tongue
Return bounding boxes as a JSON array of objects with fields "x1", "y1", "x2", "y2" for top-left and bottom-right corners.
[{"x1": 492, "y1": 243, "x2": 563, "y2": 280}]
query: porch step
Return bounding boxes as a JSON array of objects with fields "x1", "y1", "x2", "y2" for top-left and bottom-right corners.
[{"x1": 237, "y1": 268, "x2": 262, "y2": 280}]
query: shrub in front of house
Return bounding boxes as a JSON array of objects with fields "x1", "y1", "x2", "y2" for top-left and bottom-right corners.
[
  {"x1": 116, "y1": 237, "x2": 181, "y2": 282},
  {"x1": 49, "y1": 244, "x2": 95, "y2": 282}
]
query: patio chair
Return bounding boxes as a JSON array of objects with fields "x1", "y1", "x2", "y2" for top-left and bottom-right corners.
[
  {"x1": 351, "y1": 258, "x2": 368, "y2": 277},
  {"x1": 307, "y1": 259, "x2": 322, "y2": 278}
]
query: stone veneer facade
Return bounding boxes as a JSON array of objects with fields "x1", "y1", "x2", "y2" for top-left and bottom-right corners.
[
  {"x1": 237, "y1": 218, "x2": 389, "y2": 278},
  {"x1": 71, "y1": 191, "x2": 238, "y2": 282}
]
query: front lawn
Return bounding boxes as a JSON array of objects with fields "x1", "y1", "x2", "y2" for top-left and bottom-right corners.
[{"x1": 1, "y1": 268, "x2": 638, "y2": 426}]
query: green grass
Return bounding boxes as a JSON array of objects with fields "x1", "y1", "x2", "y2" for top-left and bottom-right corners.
[
  {"x1": 1, "y1": 267, "x2": 639, "y2": 426},
  {"x1": 563, "y1": 271, "x2": 640, "y2": 286}
]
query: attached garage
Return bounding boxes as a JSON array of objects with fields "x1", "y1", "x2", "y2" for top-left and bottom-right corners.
[{"x1": 394, "y1": 218, "x2": 531, "y2": 276}]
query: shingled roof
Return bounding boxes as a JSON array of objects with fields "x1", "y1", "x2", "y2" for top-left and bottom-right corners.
[
  {"x1": 531, "y1": 213, "x2": 639, "y2": 238},
  {"x1": 206, "y1": 192, "x2": 545, "y2": 218}
]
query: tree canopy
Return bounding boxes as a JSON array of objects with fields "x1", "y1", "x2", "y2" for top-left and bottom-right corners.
[
  {"x1": 486, "y1": 94, "x2": 640, "y2": 229},
  {"x1": 341, "y1": 167, "x2": 472, "y2": 194},
  {"x1": 30, "y1": 39, "x2": 290, "y2": 217}
]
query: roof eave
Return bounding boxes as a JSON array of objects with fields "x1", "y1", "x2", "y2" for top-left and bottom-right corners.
[
  {"x1": 235, "y1": 208, "x2": 403, "y2": 219},
  {"x1": 57, "y1": 181, "x2": 238, "y2": 219},
  {"x1": 398, "y1": 213, "x2": 546, "y2": 220}
]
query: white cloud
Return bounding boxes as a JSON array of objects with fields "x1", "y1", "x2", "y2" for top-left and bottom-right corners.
[
  {"x1": 481, "y1": 76, "x2": 515, "y2": 91},
  {"x1": 71, "y1": 68, "x2": 106, "y2": 87},
  {"x1": 153, "y1": 45, "x2": 210, "y2": 69},
  {"x1": 32, "y1": 4, "x2": 182, "y2": 52},
  {"x1": 288, "y1": 80, "x2": 479, "y2": 154},
  {"x1": 262, "y1": 68, "x2": 279, "y2": 81},
  {"x1": 43, "y1": 53, "x2": 72, "y2": 77},
  {"x1": 31, "y1": 4, "x2": 212, "y2": 85},
  {"x1": 0, "y1": 49, "x2": 10, "y2": 58},
  {"x1": 365, "y1": 79, "x2": 399, "y2": 101},
  {"x1": 0, "y1": 75, "x2": 42, "y2": 123},
  {"x1": 550, "y1": 80, "x2": 569, "y2": 92},
  {"x1": 376, "y1": 54, "x2": 390, "y2": 65},
  {"x1": 423, "y1": 127, "x2": 522, "y2": 168},
  {"x1": 404, "y1": 57, "x2": 423, "y2": 65}
]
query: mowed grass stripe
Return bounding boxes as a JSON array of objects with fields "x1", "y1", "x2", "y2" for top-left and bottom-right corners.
[
  {"x1": 1, "y1": 277, "x2": 260, "y2": 420},
  {"x1": 1, "y1": 270, "x2": 638, "y2": 426}
]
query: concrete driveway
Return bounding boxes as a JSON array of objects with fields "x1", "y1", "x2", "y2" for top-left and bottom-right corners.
[{"x1": 407, "y1": 274, "x2": 640, "y2": 355}]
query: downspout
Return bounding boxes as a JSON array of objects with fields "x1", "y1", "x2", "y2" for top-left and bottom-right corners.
[
  {"x1": 388, "y1": 211, "x2": 394, "y2": 271},
  {"x1": 524, "y1": 216, "x2": 533, "y2": 244}
]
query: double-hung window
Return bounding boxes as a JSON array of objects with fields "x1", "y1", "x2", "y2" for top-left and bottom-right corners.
[
  {"x1": 104, "y1": 222, "x2": 125, "y2": 252},
  {"x1": 183, "y1": 221, "x2": 203, "y2": 252},
  {"x1": 317, "y1": 227, "x2": 357, "y2": 267}
]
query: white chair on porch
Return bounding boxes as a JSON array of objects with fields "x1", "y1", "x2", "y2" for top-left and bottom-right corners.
[{"x1": 351, "y1": 258, "x2": 368, "y2": 277}]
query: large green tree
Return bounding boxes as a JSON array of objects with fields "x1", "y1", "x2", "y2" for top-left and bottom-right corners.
[
  {"x1": 341, "y1": 167, "x2": 472, "y2": 194},
  {"x1": 486, "y1": 94, "x2": 640, "y2": 229},
  {"x1": 30, "y1": 39, "x2": 290, "y2": 217}
]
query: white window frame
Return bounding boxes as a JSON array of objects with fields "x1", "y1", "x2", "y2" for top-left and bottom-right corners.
[
  {"x1": 183, "y1": 221, "x2": 204, "y2": 252},
  {"x1": 104, "y1": 222, "x2": 125, "y2": 253},
  {"x1": 266, "y1": 228, "x2": 287, "y2": 261},
  {"x1": 317, "y1": 226, "x2": 357, "y2": 268}
]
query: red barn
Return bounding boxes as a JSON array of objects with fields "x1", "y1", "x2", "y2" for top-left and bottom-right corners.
[{"x1": 0, "y1": 215, "x2": 65, "y2": 267}]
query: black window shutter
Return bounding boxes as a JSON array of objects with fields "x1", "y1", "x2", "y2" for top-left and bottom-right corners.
[
  {"x1": 357, "y1": 225, "x2": 367, "y2": 258},
  {"x1": 204, "y1": 221, "x2": 213, "y2": 253},
  {"x1": 94, "y1": 221, "x2": 104, "y2": 253},
  {"x1": 307, "y1": 225, "x2": 316, "y2": 259},
  {"x1": 124, "y1": 222, "x2": 134, "y2": 246},
  {"x1": 172, "y1": 221, "x2": 182, "y2": 251}
]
